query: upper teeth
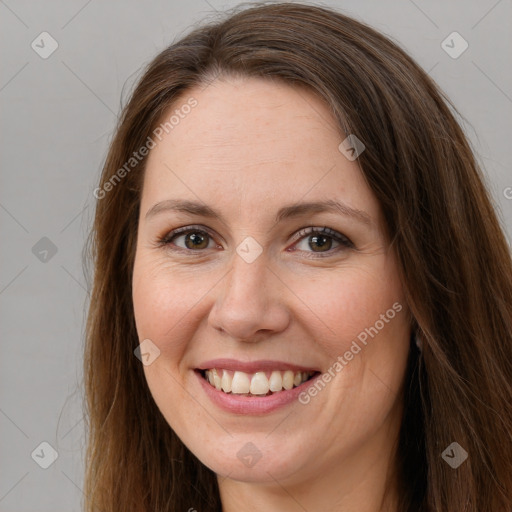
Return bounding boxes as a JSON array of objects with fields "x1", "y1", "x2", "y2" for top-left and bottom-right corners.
[{"x1": 204, "y1": 369, "x2": 314, "y2": 395}]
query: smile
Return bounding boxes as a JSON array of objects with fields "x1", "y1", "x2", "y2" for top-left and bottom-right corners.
[
  {"x1": 195, "y1": 359, "x2": 321, "y2": 414},
  {"x1": 200, "y1": 368, "x2": 318, "y2": 396}
]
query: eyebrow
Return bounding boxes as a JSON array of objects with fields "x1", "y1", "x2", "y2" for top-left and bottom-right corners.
[{"x1": 145, "y1": 198, "x2": 373, "y2": 226}]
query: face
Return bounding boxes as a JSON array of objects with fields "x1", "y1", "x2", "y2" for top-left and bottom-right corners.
[{"x1": 132, "y1": 76, "x2": 411, "y2": 486}]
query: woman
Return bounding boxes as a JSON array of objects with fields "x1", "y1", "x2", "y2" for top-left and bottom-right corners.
[{"x1": 84, "y1": 3, "x2": 512, "y2": 511}]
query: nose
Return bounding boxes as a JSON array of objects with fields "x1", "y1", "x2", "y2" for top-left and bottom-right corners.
[{"x1": 208, "y1": 252, "x2": 290, "y2": 342}]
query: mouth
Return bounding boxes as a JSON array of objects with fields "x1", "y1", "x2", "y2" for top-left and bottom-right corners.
[{"x1": 196, "y1": 368, "x2": 321, "y2": 397}]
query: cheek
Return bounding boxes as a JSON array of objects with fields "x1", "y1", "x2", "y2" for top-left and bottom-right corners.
[
  {"x1": 132, "y1": 257, "x2": 183, "y2": 350},
  {"x1": 288, "y1": 257, "x2": 406, "y2": 359},
  {"x1": 132, "y1": 256, "x2": 209, "y2": 433},
  {"x1": 132, "y1": 253, "x2": 220, "y2": 360}
]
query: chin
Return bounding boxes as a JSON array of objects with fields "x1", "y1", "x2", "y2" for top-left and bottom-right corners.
[{"x1": 193, "y1": 439, "x2": 307, "y2": 484}]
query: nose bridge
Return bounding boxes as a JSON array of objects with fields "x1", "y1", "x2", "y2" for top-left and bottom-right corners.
[
  {"x1": 225, "y1": 250, "x2": 270, "y2": 309},
  {"x1": 208, "y1": 247, "x2": 289, "y2": 340}
]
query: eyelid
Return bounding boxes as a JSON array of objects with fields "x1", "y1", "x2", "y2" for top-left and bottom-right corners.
[
  {"x1": 290, "y1": 226, "x2": 353, "y2": 246},
  {"x1": 160, "y1": 224, "x2": 215, "y2": 243},
  {"x1": 287, "y1": 226, "x2": 354, "y2": 258},
  {"x1": 158, "y1": 224, "x2": 354, "y2": 255}
]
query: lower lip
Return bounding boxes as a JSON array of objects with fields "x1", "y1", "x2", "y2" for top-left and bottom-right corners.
[{"x1": 195, "y1": 370, "x2": 320, "y2": 415}]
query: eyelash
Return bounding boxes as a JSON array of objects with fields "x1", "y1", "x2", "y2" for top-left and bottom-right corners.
[
  {"x1": 292, "y1": 226, "x2": 354, "y2": 257},
  {"x1": 157, "y1": 225, "x2": 354, "y2": 258}
]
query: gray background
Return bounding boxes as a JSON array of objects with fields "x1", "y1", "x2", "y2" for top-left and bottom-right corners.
[{"x1": 1, "y1": 0, "x2": 510, "y2": 510}]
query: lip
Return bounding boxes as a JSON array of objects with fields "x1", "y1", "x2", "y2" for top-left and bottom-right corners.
[
  {"x1": 196, "y1": 358, "x2": 320, "y2": 373},
  {"x1": 194, "y1": 368, "x2": 321, "y2": 415}
]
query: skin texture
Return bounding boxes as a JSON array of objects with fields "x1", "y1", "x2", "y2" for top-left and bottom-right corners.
[{"x1": 132, "y1": 76, "x2": 412, "y2": 512}]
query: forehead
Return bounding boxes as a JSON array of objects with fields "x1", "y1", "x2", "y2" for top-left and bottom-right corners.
[{"x1": 141, "y1": 76, "x2": 381, "y2": 225}]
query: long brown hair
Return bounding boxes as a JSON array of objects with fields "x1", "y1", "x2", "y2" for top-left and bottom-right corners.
[{"x1": 84, "y1": 3, "x2": 512, "y2": 511}]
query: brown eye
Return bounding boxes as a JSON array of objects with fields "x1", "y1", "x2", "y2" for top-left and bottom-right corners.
[
  {"x1": 183, "y1": 232, "x2": 210, "y2": 249},
  {"x1": 292, "y1": 227, "x2": 353, "y2": 257},
  {"x1": 308, "y1": 234, "x2": 333, "y2": 252},
  {"x1": 163, "y1": 228, "x2": 215, "y2": 251}
]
